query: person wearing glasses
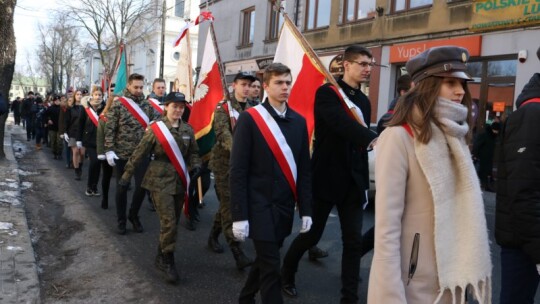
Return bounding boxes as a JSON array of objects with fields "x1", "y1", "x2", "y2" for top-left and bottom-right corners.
[
  {"x1": 368, "y1": 46, "x2": 491, "y2": 303},
  {"x1": 281, "y1": 45, "x2": 377, "y2": 303}
]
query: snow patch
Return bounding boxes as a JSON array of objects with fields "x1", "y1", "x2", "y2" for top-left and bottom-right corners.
[
  {"x1": 14, "y1": 169, "x2": 38, "y2": 176},
  {"x1": 7, "y1": 246, "x2": 23, "y2": 251},
  {"x1": 0, "y1": 182, "x2": 18, "y2": 188},
  {"x1": 20, "y1": 181, "x2": 32, "y2": 190},
  {"x1": 0, "y1": 222, "x2": 14, "y2": 230}
]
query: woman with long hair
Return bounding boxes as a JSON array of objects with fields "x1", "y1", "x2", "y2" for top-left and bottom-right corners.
[
  {"x1": 96, "y1": 93, "x2": 116, "y2": 209},
  {"x1": 368, "y1": 46, "x2": 492, "y2": 304},
  {"x1": 79, "y1": 87, "x2": 105, "y2": 196},
  {"x1": 64, "y1": 89, "x2": 85, "y2": 180}
]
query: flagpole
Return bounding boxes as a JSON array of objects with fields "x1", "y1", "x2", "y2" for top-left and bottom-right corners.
[
  {"x1": 273, "y1": 1, "x2": 366, "y2": 127},
  {"x1": 185, "y1": 27, "x2": 195, "y2": 101},
  {"x1": 208, "y1": 21, "x2": 236, "y2": 128}
]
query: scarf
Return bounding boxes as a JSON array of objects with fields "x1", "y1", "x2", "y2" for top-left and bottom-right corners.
[
  {"x1": 123, "y1": 89, "x2": 145, "y2": 103},
  {"x1": 414, "y1": 97, "x2": 492, "y2": 304}
]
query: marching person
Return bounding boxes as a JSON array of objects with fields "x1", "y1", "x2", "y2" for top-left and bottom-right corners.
[
  {"x1": 96, "y1": 94, "x2": 116, "y2": 209},
  {"x1": 119, "y1": 92, "x2": 201, "y2": 284},
  {"x1": 207, "y1": 72, "x2": 256, "y2": 270},
  {"x1": 368, "y1": 46, "x2": 492, "y2": 303},
  {"x1": 45, "y1": 95, "x2": 62, "y2": 159},
  {"x1": 104, "y1": 73, "x2": 160, "y2": 234},
  {"x1": 79, "y1": 87, "x2": 105, "y2": 196},
  {"x1": 231, "y1": 63, "x2": 312, "y2": 304},
  {"x1": 281, "y1": 45, "x2": 377, "y2": 303},
  {"x1": 64, "y1": 89, "x2": 85, "y2": 180}
]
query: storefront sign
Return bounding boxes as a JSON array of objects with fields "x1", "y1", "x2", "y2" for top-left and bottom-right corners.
[
  {"x1": 328, "y1": 54, "x2": 344, "y2": 76},
  {"x1": 471, "y1": 0, "x2": 540, "y2": 32},
  {"x1": 389, "y1": 36, "x2": 482, "y2": 63},
  {"x1": 256, "y1": 58, "x2": 273, "y2": 70},
  {"x1": 493, "y1": 101, "x2": 506, "y2": 112}
]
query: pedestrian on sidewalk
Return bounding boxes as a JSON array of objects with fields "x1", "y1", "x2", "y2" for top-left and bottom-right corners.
[
  {"x1": 21, "y1": 91, "x2": 35, "y2": 141},
  {"x1": 45, "y1": 95, "x2": 62, "y2": 159},
  {"x1": 33, "y1": 97, "x2": 46, "y2": 150},
  {"x1": 59, "y1": 95, "x2": 72, "y2": 167},
  {"x1": 368, "y1": 46, "x2": 492, "y2": 304},
  {"x1": 11, "y1": 97, "x2": 22, "y2": 125},
  {"x1": 119, "y1": 92, "x2": 202, "y2": 284},
  {"x1": 496, "y1": 45, "x2": 540, "y2": 304},
  {"x1": 79, "y1": 87, "x2": 105, "y2": 196},
  {"x1": 64, "y1": 90, "x2": 85, "y2": 180}
]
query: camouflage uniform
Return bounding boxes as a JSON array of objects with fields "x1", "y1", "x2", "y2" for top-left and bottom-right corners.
[
  {"x1": 104, "y1": 89, "x2": 160, "y2": 226},
  {"x1": 209, "y1": 96, "x2": 252, "y2": 247},
  {"x1": 121, "y1": 117, "x2": 201, "y2": 253}
]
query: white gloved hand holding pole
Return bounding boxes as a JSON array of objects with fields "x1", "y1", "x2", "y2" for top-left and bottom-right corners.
[
  {"x1": 106, "y1": 151, "x2": 119, "y2": 167},
  {"x1": 97, "y1": 154, "x2": 106, "y2": 160},
  {"x1": 232, "y1": 220, "x2": 249, "y2": 242},
  {"x1": 300, "y1": 216, "x2": 313, "y2": 233}
]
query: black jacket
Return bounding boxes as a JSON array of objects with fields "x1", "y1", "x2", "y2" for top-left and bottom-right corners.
[
  {"x1": 78, "y1": 103, "x2": 105, "y2": 148},
  {"x1": 21, "y1": 98, "x2": 34, "y2": 117},
  {"x1": 311, "y1": 80, "x2": 377, "y2": 204},
  {"x1": 64, "y1": 105, "x2": 83, "y2": 139},
  {"x1": 230, "y1": 101, "x2": 312, "y2": 242},
  {"x1": 496, "y1": 73, "x2": 540, "y2": 263},
  {"x1": 45, "y1": 104, "x2": 61, "y2": 131}
]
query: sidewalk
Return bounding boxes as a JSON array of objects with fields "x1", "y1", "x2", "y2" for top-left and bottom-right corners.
[{"x1": 0, "y1": 113, "x2": 40, "y2": 303}]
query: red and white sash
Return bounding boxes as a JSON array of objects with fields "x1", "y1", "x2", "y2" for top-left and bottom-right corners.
[
  {"x1": 84, "y1": 106, "x2": 99, "y2": 127},
  {"x1": 119, "y1": 97, "x2": 150, "y2": 128},
  {"x1": 148, "y1": 98, "x2": 164, "y2": 115},
  {"x1": 246, "y1": 105, "x2": 298, "y2": 201},
  {"x1": 150, "y1": 121, "x2": 191, "y2": 213}
]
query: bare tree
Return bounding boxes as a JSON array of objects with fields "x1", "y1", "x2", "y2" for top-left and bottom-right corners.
[
  {"x1": 0, "y1": 0, "x2": 17, "y2": 159},
  {"x1": 60, "y1": 0, "x2": 155, "y2": 81}
]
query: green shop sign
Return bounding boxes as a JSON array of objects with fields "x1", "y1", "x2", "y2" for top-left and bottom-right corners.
[{"x1": 471, "y1": 0, "x2": 540, "y2": 31}]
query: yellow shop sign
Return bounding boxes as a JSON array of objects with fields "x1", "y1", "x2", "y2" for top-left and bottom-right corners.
[{"x1": 471, "y1": 0, "x2": 540, "y2": 31}]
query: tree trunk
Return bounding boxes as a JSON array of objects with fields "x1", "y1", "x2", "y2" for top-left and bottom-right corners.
[{"x1": 0, "y1": 0, "x2": 17, "y2": 159}]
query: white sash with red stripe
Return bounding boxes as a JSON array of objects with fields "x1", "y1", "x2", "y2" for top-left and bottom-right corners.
[
  {"x1": 148, "y1": 98, "x2": 164, "y2": 114},
  {"x1": 84, "y1": 106, "x2": 99, "y2": 127},
  {"x1": 119, "y1": 97, "x2": 150, "y2": 128},
  {"x1": 150, "y1": 121, "x2": 191, "y2": 213},
  {"x1": 246, "y1": 105, "x2": 297, "y2": 201}
]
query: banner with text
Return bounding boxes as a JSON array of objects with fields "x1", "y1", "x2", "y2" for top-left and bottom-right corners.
[{"x1": 471, "y1": 0, "x2": 540, "y2": 32}]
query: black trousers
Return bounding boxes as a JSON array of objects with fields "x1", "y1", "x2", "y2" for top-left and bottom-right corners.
[
  {"x1": 24, "y1": 116, "x2": 34, "y2": 140},
  {"x1": 282, "y1": 185, "x2": 364, "y2": 304},
  {"x1": 101, "y1": 160, "x2": 114, "y2": 202},
  {"x1": 239, "y1": 239, "x2": 284, "y2": 304},
  {"x1": 86, "y1": 147, "x2": 101, "y2": 190},
  {"x1": 114, "y1": 158, "x2": 149, "y2": 224}
]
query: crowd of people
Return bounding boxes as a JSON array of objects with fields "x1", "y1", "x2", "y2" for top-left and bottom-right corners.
[{"x1": 5, "y1": 44, "x2": 540, "y2": 304}]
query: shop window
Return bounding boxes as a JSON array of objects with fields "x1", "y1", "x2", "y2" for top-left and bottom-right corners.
[
  {"x1": 267, "y1": 4, "x2": 283, "y2": 40},
  {"x1": 392, "y1": 0, "x2": 432, "y2": 12},
  {"x1": 240, "y1": 7, "x2": 256, "y2": 47},
  {"x1": 343, "y1": 0, "x2": 376, "y2": 22},
  {"x1": 487, "y1": 60, "x2": 516, "y2": 77},
  {"x1": 305, "y1": 0, "x2": 331, "y2": 30},
  {"x1": 175, "y1": 0, "x2": 185, "y2": 18}
]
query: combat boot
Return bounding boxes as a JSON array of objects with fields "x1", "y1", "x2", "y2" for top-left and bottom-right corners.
[
  {"x1": 207, "y1": 226, "x2": 224, "y2": 253},
  {"x1": 155, "y1": 246, "x2": 164, "y2": 269},
  {"x1": 128, "y1": 214, "x2": 144, "y2": 233},
  {"x1": 230, "y1": 243, "x2": 253, "y2": 270},
  {"x1": 75, "y1": 167, "x2": 82, "y2": 181},
  {"x1": 159, "y1": 252, "x2": 179, "y2": 284}
]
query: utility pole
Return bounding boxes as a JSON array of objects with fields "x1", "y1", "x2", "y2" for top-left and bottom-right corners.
[{"x1": 159, "y1": 0, "x2": 166, "y2": 78}]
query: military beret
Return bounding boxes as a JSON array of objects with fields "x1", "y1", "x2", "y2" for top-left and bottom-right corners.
[
  {"x1": 164, "y1": 92, "x2": 187, "y2": 105},
  {"x1": 406, "y1": 46, "x2": 472, "y2": 83}
]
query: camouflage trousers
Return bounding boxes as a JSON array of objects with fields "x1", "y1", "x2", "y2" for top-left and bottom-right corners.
[
  {"x1": 151, "y1": 191, "x2": 183, "y2": 253},
  {"x1": 212, "y1": 177, "x2": 236, "y2": 247}
]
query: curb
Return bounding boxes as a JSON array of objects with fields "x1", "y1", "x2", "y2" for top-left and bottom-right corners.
[{"x1": 0, "y1": 113, "x2": 40, "y2": 303}]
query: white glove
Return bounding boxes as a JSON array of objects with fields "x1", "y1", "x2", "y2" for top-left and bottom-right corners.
[
  {"x1": 232, "y1": 220, "x2": 249, "y2": 242},
  {"x1": 536, "y1": 264, "x2": 540, "y2": 275},
  {"x1": 76, "y1": 141, "x2": 83, "y2": 149},
  {"x1": 97, "y1": 154, "x2": 106, "y2": 160},
  {"x1": 300, "y1": 216, "x2": 313, "y2": 233},
  {"x1": 59, "y1": 134, "x2": 64, "y2": 139},
  {"x1": 106, "y1": 151, "x2": 119, "y2": 167},
  {"x1": 63, "y1": 133, "x2": 69, "y2": 143}
]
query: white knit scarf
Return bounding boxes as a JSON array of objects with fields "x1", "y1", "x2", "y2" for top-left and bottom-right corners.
[{"x1": 414, "y1": 98, "x2": 492, "y2": 304}]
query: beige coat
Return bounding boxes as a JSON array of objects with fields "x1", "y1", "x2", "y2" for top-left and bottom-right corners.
[{"x1": 368, "y1": 126, "x2": 456, "y2": 304}]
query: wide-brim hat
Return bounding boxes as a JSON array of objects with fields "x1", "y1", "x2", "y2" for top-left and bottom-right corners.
[{"x1": 406, "y1": 46, "x2": 473, "y2": 83}]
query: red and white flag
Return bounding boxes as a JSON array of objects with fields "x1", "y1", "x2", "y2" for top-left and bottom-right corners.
[
  {"x1": 273, "y1": 20, "x2": 326, "y2": 142},
  {"x1": 188, "y1": 29, "x2": 224, "y2": 140},
  {"x1": 172, "y1": 12, "x2": 215, "y2": 48}
]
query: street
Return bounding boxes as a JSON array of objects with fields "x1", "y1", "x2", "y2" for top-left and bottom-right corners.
[{"x1": 9, "y1": 121, "x2": 540, "y2": 303}]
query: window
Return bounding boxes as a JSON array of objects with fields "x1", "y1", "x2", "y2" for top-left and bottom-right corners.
[
  {"x1": 343, "y1": 0, "x2": 376, "y2": 22},
  {"x1": 267, "y1": 4, "x2": 283, "y2": 40},
  {"x1": 305, "y1": 0, "x2": 331, "y2": 30},
  {"x1": 175, "y1": 0, "x2": 185, "y2": 18},
  {"x1": 393, "y1": 0, "x2": 432, "y2": 12},
  {"x1": 240, "y1": 7, "x2": 255, "y2": 46}
]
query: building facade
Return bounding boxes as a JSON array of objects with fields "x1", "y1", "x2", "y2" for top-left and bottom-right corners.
[
  {"x1": 199, "y1": 0, "x2": 540, "y2": 128},
  {"x1": 9, "y1": 76, "x2": 50, "y2": 99}
]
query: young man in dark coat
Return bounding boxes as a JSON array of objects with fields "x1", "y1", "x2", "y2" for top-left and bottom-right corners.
[
  {"x1": 281, "y1": 45, "x2": 378, "y2": 303},
  {"x1": 230, "y1": 63, "x2": 313, "y2": 304},
  {"x1": 496, "y1": 46, "x2": 540, "y2": 304}
]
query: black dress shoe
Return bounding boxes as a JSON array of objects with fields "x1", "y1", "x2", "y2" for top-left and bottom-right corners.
[
  {"x1": 117, "y1": 222, "x2": 127, "y2": 235},
  {"x1": 308, "y1": 246, "x2": 329, "y2": 261},
  {"x1": 282, "y1": 284, "x2": 298, "y2": 298}
]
